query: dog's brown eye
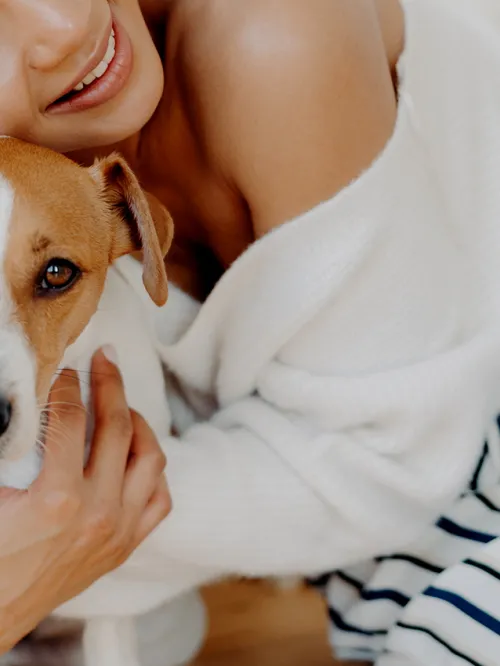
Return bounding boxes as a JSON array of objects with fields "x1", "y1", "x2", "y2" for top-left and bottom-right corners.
[{"x1": 37, "y1": 259, "x2": 81, "y2": 295}]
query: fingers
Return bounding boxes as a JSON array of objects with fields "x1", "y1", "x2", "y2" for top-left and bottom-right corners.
[
  {"x1": 36, "y1": 369, "x2": 86, "y2": 490},
  {"x1": 85, "y1": 348, "x2": 133, "y2": 495},
  {"x1": 122, "y1": 410, "x2": 168, "y2": 516},
  {"x1": 131, "y1": 476, "x2": 172, "y2": 548},
  {"x1": 119, "y1": 410, "x2": 171, "y2": 549},
  {"x1": 89, "y1": 409, "x2": 170, "y2": 561},
  {"x1": 3, "y1": 371, "x2": 87, "y2": 546}
]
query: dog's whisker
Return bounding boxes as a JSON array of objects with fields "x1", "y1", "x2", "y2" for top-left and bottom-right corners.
[
  {"x1": 45, "y1": 387, "x2": 85, "y2": 398},
  {"x1": 43, "y1": 428, "x2": 74, "y2": 449},
  {"x1": 52, "y1": 374, "x2": 92, "y2": 388},
  {"x1": 35, "y1": 438, "x2": 47, "y2": 454},
  {"x1": 52, "y1": 370, "x2": 92, "y2": 384},
  {"x1": 54, "y1": 368, "x2": 115, "y2": 379},
  {"x1": 40, "y1": 400, "x2": 87, "y2": 408},
  {"x1": 42, "y1": 401, "x2": 88, "y2": 412}
]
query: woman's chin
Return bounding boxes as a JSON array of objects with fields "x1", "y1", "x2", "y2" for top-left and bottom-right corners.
[
  {"x1": 96, "y1": 0, "x2": 166, "y2": 144},
  {"x1": 47, "y1": 53, "x2": 164, "y2": 153},
  {"x1": 95, "y1": 69, "x2": 164, "y2": 146},
  {"x1": 96, "y1": 30, "x2": 165, "y2": 144}
]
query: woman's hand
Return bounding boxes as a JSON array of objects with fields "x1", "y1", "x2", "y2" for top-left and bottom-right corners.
[{"x1": 0, "y1": 347, "x2": 171, "y2": 654}]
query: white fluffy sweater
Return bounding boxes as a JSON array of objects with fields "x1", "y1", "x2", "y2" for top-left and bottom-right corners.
[{"x1": 94, "y1": 0, "x2": 500, "y2": 601}]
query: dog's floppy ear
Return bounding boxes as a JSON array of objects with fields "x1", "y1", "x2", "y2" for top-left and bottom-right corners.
[{"x1": 89, "y1": 153, "x2": 173, "y2": 306}]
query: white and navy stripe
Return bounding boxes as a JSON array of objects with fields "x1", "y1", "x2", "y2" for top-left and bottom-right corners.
[
  {"x1": 381, "y1": 540, "x2": 500, "y2": 665},
  {"x1": 312, "y1": 419, "x2": 500, "y2": 665}
]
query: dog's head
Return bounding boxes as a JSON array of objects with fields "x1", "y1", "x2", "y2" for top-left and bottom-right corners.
[{"x1": 0, "y1": 137, "x2": 173, "y2": 463}]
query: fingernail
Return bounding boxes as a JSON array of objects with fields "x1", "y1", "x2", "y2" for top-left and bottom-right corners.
[{"x1": 101, "y1": 344, "x2": 118, "y2": 365}]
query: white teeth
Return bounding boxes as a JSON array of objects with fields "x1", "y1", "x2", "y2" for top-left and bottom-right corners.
[
  {"x1": 104, "y1": 35, "x2": 115, "y2": 62},
  {"x1": 82, "y1": 72, "x2": 96, "y2": 86},
  {"x1": 72, "y1": 30, "x2": 116, "y2": 93},
  {"x1": 93, "y1": 60, "x2": 108, "y2": 78}
]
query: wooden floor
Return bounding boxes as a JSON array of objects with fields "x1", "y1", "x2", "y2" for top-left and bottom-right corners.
[
  {"x1": 8, "y1": 579, "x2": 367, "y2": 666},
  {"x1": 193, "y1": 580, "x2": 366, "y2": 666}
]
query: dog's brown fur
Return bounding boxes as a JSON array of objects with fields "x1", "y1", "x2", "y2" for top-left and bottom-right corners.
[{"x1": 0, "y1": 138, "x2": 173, "y2": 405}]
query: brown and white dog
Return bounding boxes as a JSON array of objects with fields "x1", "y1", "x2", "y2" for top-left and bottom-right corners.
[{"x1": 0, "y1": 138, "x2": 205, "y2": 666}]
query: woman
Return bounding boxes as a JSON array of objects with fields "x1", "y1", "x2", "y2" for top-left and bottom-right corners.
[{"x1": 4, "y1": 0, "x2": 500, "y2": 664}]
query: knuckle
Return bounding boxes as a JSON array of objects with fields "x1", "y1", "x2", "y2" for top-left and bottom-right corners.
[
  {"x1": 106, "y1": 537, "x2": 130, "y2": 567},
  {"x1": 103, "y1": 409, "x2": 133, "y2": 440},
  {"x1": 131, "y1": 410, "x2": 155, "y2": 442},
  {"x1": 41, "y1": 489, "x2": 81, "y2": 526},
  {"x1": 130, "y1": 408, "x2": 146, "y2": 427},
  {"x1": 155, "y1": 488, "x2": 172, "y2": 519},
  {"x1": 85, "y1": 508, "x2": 118, "y2": 543},
  {"x1": 95, "y1": 367, "x2": 124, "y2": 395},
  {"x1": 148, "y1": 449, "x2": 167, "y2": 475}
]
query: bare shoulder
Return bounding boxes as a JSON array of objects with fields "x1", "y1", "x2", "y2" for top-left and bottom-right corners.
[
  {"x1": 175, "y1": 0, "x2": 401, "y2": 64},
  {"x1": 174, "y1": 0, "x2": 403, "y2": 235}
]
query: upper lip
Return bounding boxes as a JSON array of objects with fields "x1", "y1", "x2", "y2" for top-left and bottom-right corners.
[{"x1": 48, "y1": 17, "x2": 113, "y2": 107}]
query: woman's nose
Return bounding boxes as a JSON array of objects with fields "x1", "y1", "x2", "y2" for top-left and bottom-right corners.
[{"x1": 18, "y1": 0, "x2": 94, "y2": 72}]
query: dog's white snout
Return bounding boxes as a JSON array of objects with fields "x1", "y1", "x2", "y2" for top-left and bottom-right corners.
[
  {"x1": 0, "y1": 327, "x2": 43, "y2": 489},
  {"x1": 0, "y1": 324, "x2": 38, "y2": 455}
]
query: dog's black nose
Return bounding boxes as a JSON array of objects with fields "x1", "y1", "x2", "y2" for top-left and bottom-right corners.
[{"x1": 0, "y1": 398, "x2": 12, "y2": 437}]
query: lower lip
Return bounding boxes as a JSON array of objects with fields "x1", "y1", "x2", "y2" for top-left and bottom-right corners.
[{"x1": 47, "y1": 18, "x2": 133, "y2": 115}]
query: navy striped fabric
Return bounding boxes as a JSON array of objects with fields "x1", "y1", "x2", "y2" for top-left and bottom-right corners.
[{"x1": 314, "y1": 418, "x2": 500, "y2": 665}]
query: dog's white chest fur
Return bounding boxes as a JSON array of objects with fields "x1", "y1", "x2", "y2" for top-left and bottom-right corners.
[{"x1": 64, "y1": 258, "x2": 172, "y2": 440}]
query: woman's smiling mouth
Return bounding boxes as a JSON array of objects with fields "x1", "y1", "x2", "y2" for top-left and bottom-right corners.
[{"x1": 47, "y1": 16, "x2": 133, "y2": 115}]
